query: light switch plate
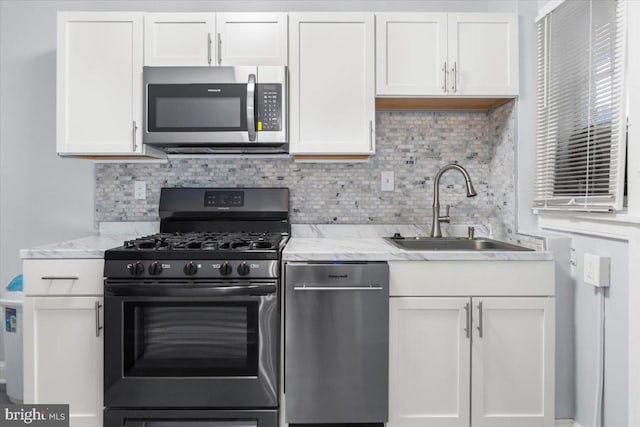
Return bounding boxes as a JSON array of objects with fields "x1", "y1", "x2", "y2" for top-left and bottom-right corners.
[
  {"x1": 381, "y1": 171, "x2": 394, "y2": 192},
  {"x1": 583, "y1": 253, "x2": 610, "y2": 287},
  {"x1": 134, "y1": 181, "x2": 146, "y2": 200}
]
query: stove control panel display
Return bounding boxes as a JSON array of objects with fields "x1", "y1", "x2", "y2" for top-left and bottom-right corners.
[{"x1": 204, "y1": 191, "x2": 244, "y2": 207}]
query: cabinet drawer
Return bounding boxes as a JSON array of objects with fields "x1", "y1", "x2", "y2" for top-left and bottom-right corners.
[{"x1": 23, "y1": 259, "x2": 104, "y2": 296}]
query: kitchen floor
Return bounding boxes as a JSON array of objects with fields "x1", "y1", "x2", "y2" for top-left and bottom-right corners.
[{"x1": 0, "y1": 384, "x2": 10, "y2": 403}]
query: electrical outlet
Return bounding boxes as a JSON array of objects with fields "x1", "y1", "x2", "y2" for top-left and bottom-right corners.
[
  {"x1": 381, "y1": 171, "x2": 394, "y2": 192},
  {"x1": 583, "y1": 253, "x2": 610, "y2": 287},
  {"x1": 134, "y1": 181, "x2": 146, "y2": 200}
]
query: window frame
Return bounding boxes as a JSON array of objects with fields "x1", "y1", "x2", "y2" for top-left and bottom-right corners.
[{"x1": 534, "y1": 0, "x2": 628, "y2": 214}]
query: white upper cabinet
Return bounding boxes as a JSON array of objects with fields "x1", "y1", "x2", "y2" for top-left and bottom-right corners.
[
  {"x1": 144, "y1": 13, "x2": 288, "y2": 67},
  {"x1": 376, "y1": 13, "x2": 448, "y2": 96},
  {"x1": 144, "y1": 13, "x2": 215, "y2": 66},
  {"x1": 376, "y1": 13, "x2": 518, "y2": 96},
  {"x1": 216, "y1": 13, "x2": 288, "y2": 65},
  {"x1": 448, "y1": 13, "x2": 518, "y2": 96},
  {"x1": 289, "y1": 13, "x2": 375, "y2": 156},
  {"x1": 57, "y1": 12, "x2": 144, "y2": 155}
]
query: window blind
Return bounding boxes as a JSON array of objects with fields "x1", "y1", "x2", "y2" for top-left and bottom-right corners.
[{"x1": 535, "y1": 0, "x2": 626, "y2": 212}]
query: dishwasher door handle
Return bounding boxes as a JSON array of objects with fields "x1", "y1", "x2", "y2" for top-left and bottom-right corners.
[{"x1": 293, "y1": 285, "x2": 384, "y2": 291}]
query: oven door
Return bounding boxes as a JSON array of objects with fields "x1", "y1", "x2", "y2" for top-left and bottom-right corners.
[
  {"x1": 104, "y1": 281, "x2": 278, "y2": 408},
  {"x1": 104, "y1": 409, "x2": 277, "y2": 427}
]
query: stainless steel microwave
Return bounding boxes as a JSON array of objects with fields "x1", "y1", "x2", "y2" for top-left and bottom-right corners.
[{"x1": 143, "y1": 66, "x2": 287, "y2": 154}]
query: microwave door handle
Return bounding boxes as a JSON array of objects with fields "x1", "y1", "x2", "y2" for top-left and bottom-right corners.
[{"x1": 247, "y1": 74, "x2": 257, "y2": 142}]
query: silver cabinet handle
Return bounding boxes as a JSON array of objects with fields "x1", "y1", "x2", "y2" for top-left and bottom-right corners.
[
  {"x1": 217, "y1": 33, "x2": 222, "y2": 65},
  {"x1": 293, "y1": 286, "x2": 383, "y2": 291},
  {"x1": 95, "y1": 301, "x2": 103, "y2": 338},
  {"x1": 132, "y1": 120, "x2": 138, "y2": 151},
  {"x1": 369, "y1": 120, "x2": 373, "y2": 151},
  {"x1": 207, "y1": 32, "x2": 212, "y2": 65},
  {"x1": 477, "y1": 301, "x2": 483, "y2": 338},
  {"x1": 442, "y1": 61, "x2": 448, "y2": 93},
  {"x1": 41, "y1": 276, "x2": 79, "y2": 280},
  {"x1": 464, "y1": 302, "x2": 470, "y2": 339},
  {"x1": 247, "y1": 74, "x2": 256, "y2": 142},
  {"x1": 451, "y1": 62, "x2": 457, "y2": 93}
]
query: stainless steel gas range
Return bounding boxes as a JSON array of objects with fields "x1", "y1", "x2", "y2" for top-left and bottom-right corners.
[{"x1": 103, "y1": 187, "x2": 289, "y2": 427}]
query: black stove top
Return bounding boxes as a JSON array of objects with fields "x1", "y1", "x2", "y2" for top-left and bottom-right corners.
[
  {"x1": 104, "y1": 187, "x2": 290, "y2": 279},
  {"x1": 122, "y1": 231, "x2": 287, "y2": 252}
]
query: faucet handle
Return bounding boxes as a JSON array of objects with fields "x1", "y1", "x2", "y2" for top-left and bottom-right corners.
[{"x1": 438, "y1": 205, "x2": 451, "y2": 224}]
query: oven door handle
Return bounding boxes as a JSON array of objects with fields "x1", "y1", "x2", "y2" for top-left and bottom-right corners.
[{"x1": 105, "y1": 283, "x2": 276, "y2": 297}]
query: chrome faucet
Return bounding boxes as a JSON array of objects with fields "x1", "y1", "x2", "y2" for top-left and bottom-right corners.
[{"x1": 430, "y1": 164, "x2": 477, "y2": 238}]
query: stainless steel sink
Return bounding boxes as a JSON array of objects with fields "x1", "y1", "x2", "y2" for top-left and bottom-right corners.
[{"x1": 384, "y1": 236, "x2": 533, "y2": 251}]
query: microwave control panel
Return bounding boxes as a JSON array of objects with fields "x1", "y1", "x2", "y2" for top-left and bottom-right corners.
[{"x1": 257, "y1": 84, "x2": 282, "y2": 132}]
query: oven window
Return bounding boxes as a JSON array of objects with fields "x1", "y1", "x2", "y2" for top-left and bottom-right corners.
[{"x1": 122, "y1": 302, "x2": 259, "y2": 377}]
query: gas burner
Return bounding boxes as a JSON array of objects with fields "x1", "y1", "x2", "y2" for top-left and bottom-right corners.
[
  {"x1": 201, "y1": 241, "x2": 218, "y2": 250},
  {"x1": 252, "y1": 241, "x2": 273, "y2": 249}
]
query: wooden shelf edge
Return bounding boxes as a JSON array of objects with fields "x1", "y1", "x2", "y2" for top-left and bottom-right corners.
[
  {"x1": 375, "y1": 97, "x2": 514, "y2": 111},
  {"x1": 59, "y1": 154, "x2": 167, "y2": 162},
  {"x1": 292, "y1": 154, "x2": 373, "y2": 162}
]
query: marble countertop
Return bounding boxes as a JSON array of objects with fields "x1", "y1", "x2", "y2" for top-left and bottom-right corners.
[
  {"x1": 19, "y1": 222, "x2": 158, "y2": 260},
  {"x1": 20, "y1": 235, "x2": 128, "y2": 259},
  {"x1": 20, "y1": 223, "x2": 551, "y2": 261},
  {"x1": 282, "y1": 237, "x2": 552, "y2": 261},
  {"x1": 283, "y1": 224, "x2": 551, "y2": 261}
]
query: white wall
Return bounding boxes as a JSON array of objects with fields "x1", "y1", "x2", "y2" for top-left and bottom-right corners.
[
  {"x1": 0, "y1": 1, "x2": 97, "y2": 360},
  {"x1": 570, "y1": 235, "x2": 628, "y2": 427}
]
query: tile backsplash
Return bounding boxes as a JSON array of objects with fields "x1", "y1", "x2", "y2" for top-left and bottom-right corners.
[{"x1": 95, "y1": 101, "x2": 516, "y2": 240}]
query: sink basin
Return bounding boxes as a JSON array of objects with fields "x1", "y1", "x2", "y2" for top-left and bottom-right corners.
[{"x1": 384, "y1": 236, "x2": 533, "y2": 252}]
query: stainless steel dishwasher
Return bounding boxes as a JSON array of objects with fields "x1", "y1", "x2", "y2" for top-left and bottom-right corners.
[{"x1": 284, "y1": 262, "x2": 389, "y2": 424}]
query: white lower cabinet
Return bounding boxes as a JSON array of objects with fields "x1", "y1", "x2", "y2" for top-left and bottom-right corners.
[
  {"x1": 471, "y1": 297, "x2": 555, "y2": 427},
  {"x1": 23, "y1": 260, "x2": 104, "y2": 427},
  {"x1": 389, "y1": 297, "x2": 470, "y2": 427},
  {"x1": 388, "y1": 261, "x2": 555, "y2": 427}
]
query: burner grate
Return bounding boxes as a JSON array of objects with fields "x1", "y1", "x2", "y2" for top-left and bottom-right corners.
[{"x1": 122, "y1": 231, "x2": 284, "y2": 252}]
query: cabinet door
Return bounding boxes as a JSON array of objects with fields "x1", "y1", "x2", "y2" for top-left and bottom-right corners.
[
  {"x1": 289, "y1": 13, "x2": 375, "y2": 155},
  {"x1": 23, "y1": 297, "x2": 103, "y2": 427},
  {"x1": 389, "y1": 298, "x2": 470, "y2": 427},
  {"x1": 216, "y1": 13, "x2": 287, "y2": 65},
  {"x1": 144, "y1": 13, "x2": 215, "y2": 66},
  {"x1": 376, "y1": 13, "x2": 448, "y2": 96},
  {"x1": 447, "y1": 13, "x2": 518, "y2": 96},
  {"x1": 57, "y1": 12, "x2": 143, "y2": 155},
  {"x1": 471, "y1": 297, "x2": 555, "y2": 427}
]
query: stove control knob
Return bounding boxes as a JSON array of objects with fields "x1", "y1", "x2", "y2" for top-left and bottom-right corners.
[
  {"x1": 183, "y1": 262, "x2": 198, "y2": 276},
  {"x1": 237, "y1": 262, "x2": 250, "y2": 276},
  {"x1": 219, "y1": 262, "x2": 233, "y2": 276},
  {"x1": 148, "y1": 261, "x2": 163, "y2": 276},
  {"x1": 128, "y1": 261, "x2": 145, "y2": 276}
]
